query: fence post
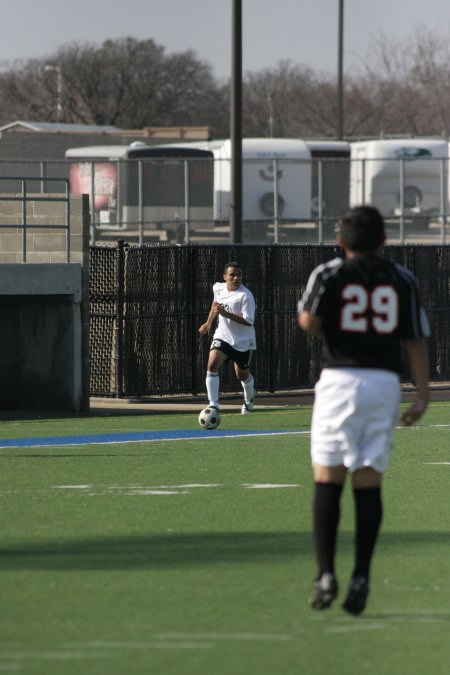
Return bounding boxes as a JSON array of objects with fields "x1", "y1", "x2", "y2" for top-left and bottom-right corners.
[
  {"x1": 191, "y1": 245, "x2": 198, "y2": 394},
  {"x1": 318, "y1": 160, "x2": 323, "y2": 243},
  {"x1": 184, "y1": 159, "x2": 190, "y2": 243},
  {"x1": 399, "y1": 158, "x2": 405, "y2": 243},
  {"x1": 268, "y1": 245, "x2": 276, "y2": 392},
  {"x1": 138, "y1": 160, "x2": 144, "y2": 246},
  {"x1": 440, "y1": 157, "x2": 447, "y2": 244},
  {"x1": 90, "y1": 161, "x2": 96, "y2": 244},
  {"x1": 273, "y1": 158, "x2": 279, "y2": 243},
  {"x1": 115, "y1": 239, "x2": 126, "y2": 398}
]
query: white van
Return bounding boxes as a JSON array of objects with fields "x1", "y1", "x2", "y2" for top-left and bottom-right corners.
[{"x1": 350, "y1": 139, "x2": 448, "y2": 224}]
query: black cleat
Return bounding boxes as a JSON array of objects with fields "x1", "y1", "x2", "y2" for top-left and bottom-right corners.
[
  {"x1": 310, "y1": 572, "x2": 338, "y2": 610},
  {"x1": 342, "y1": 575, "x2": 369, "y2": 616}
]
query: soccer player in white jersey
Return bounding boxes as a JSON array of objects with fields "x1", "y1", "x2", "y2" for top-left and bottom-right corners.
[
  {"x1": 199, "y1": 262, "x2": 256, "y2": 415},
  {"x1": 298, "y1": 206, "x2": 430, "y2": 615}
]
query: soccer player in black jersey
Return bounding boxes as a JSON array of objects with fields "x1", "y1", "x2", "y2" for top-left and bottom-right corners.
[{"x1": 298, "y1": 206, "x2": 430, "y2": 615}]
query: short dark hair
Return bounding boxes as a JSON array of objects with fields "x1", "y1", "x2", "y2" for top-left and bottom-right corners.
[
  {"x1": 224, "y1": 261, "x2": 241, "y2": 273},
  {"x1": 338, "y1": 206, "x2": 385, "y2": 252}
]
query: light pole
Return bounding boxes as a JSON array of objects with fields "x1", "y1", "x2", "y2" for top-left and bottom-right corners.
[
  {"x1": 230, "y1": 0, "x2": 243, "y2": 243},
  {"x1": 337, "y1": 0, "x2": 344, "y2": 139},
  {"x1": 267, "y1": 93, "x2": 274, "y2": 137},
  {"x1": 44, "y1": 64, "x2": 63, "y2": 121}
]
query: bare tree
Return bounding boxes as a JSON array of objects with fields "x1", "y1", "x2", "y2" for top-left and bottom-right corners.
[
  {"x1": 358, "y1": 27, "x2": 450, "y2": 137},
  {"x1": 0, "y1": 37, "x2": 225, "y2": 132},
  {"x1": 1, "y1": 28, "x2": 450, "y2": 140},
  {"x1": 242, "y1": 61, "x2": 337, "y2": 137}
]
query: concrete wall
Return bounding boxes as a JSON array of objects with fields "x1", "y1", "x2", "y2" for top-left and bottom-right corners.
[
  {"x1": 0, "y1": 191, "x2": 86, "y2": 264},
  {"x1": 0, "y1": 193, "x2": 90, "y2": 412}
]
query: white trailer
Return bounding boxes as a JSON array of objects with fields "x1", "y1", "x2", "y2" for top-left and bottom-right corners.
[
  {"x1": 350, "y1": 139, "x2": 448, "y2": 225},
  {"x1": 66, "y1": 138, "x2": 314, "y2": 231},
  {"x1": 65, "y1": 142, "x2": 214, "y2": 231},
  {"x1": 304, "y1": 140, "x2": 350, "y2": 218},
  {"x1": 211, "y1": 138, "x2": 311, "y2": 221}
]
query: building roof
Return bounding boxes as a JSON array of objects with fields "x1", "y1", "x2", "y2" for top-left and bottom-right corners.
[{"x1": 0, "y1": 120, "x2": 119, "y2": 134}]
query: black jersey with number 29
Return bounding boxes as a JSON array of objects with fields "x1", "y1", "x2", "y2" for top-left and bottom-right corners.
[{"x1": 299, "y1": 254, "x2": 430, "y2": 374}]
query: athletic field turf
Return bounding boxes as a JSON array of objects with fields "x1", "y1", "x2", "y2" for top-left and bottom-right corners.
[{"x1": 0, "y1": 400, "x2": 448, "y2": 674}]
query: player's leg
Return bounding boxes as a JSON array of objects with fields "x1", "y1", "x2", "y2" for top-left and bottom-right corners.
[
  {"x1": 342, "y1": 468, "x2": 382, "y2": 615},
  {"x1": 341, "y1": 370, "x2": 399, "y2": 616},
  {"x1": 205, "y1": 348, "x2": 228, "y2": 408},
  {"x1": 310, "y1": 464, "x2": 346, "y2": 609},
  {"x1": 233, "y1": 352, "x2": 255, "y2": 414},
  {"x1": 309, "y1": 368, "x2": 355, "y2": 609}
]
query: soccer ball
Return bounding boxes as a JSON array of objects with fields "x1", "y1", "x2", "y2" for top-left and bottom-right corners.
[{"x1": 198, "y1": 407, "x2": 221, "y2": 430}]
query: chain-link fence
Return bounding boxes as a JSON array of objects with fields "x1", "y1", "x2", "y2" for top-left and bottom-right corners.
[
  {"x1": 89, "y1": 242, "x2": 450, "y2": 399},
  {"x1": 1, "y1": 151, "x2": 449, "y2": 245}
]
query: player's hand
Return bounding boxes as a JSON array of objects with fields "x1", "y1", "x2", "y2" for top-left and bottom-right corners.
[
  {"x1": 198, "y1": 323, "x2": 210, "y2": 336},
  {"x1": 401, "y1": 398, "x2": 428, "y2": 426}
]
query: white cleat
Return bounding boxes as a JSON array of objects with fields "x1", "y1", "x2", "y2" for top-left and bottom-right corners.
[{"x1": 241, "y1": 399, "x2": 254, "y2": 415}]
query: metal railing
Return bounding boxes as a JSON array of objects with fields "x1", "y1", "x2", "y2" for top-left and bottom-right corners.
[
  {"x1": 1, "y1": 157, "x2": 450, "y2": 245},
  {"x1": 0, "y1": 176, "x2": 71, "y2": 262}
]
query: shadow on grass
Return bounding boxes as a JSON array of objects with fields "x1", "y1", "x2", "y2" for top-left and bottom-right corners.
[
  {"x1": 0, "y1": 531, "x2": 309, "y2": 570},
  {"x1": 0, "y1": 530, "x2": 447, "y2": 571},
  {"x1": 0, "y1": 408, "x2": 198, "y2": 421}
]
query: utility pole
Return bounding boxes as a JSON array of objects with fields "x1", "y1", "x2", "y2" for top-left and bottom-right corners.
[
  {"x1": 44, "y1": 64, "x2": 63, "y2": 121},
  {"x1": 337, "y1": 0, "x2": 344, "y2": 139},
  {"x1": 267, "y1": 93, "x2": 274, "y2": 137},
  {"x1": 230, "y1": 0, "x2": 243, "y2": 243}
]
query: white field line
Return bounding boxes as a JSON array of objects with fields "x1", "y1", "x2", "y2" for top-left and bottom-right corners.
[
  {"x1": 242, "y1": 483, "x2": 301, "y2": 489},
  {"x1": 0, "y1": 430, "x2": 309, "y2": 451},
  {"x1": 323, "y1": 613, "x2": 450, "y2": 633},
  {"x1": 2, "y1": 422, "x2": 449, "y2": 451},
  {"x1": 50, "y1": 483, "x2": 302, "y2": 495},
  {"x1": 0, "y1": 423, "x2": 449, "y2": 451},
  {"x1": 324, "y1": 623, "x2": 386, "y2": 633},
  {"x1": 85, "y1": 632, "x2": 291, "y2": 646}
]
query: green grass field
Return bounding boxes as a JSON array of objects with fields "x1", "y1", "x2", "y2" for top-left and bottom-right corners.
[{"x1": 0, "y1": 400, "x2": 449, "y2": 674}]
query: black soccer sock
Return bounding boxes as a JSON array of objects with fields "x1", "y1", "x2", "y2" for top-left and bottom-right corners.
[
  {"x1": 313, "y1": 482, "x2": 344, "y2": 578},
  {"x1": 352, "y1": 487, "x2": 383, "y2": 580}
]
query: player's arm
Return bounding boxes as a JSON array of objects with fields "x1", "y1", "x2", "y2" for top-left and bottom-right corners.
[
  {"x1": 297, "y1": 268, "x2": 327, "y2": 337},
  {"x1": 198, "y1": 299, "x2": 219, "y2": 335},
  {"x1": 298, "y1": 310, "x2": 323, "y2": 336},
  {"x1": 216, "y1": 292, "x2": 255, "y2": 326},
  {"x1": 216, "y1": 303, "x2": 251, "y2": 326},
  {"x1": 401, "y1": 337, "x2": 430, "y2": 426}
]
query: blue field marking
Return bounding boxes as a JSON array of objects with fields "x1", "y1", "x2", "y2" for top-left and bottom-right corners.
[{"x1": 0, "y1": 429, "x2": 307, "y2": 449}]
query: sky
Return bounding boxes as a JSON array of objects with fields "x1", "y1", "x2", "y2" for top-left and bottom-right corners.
[{"x1": 1, "y1": 0, "x2": 449, "y2": 80}]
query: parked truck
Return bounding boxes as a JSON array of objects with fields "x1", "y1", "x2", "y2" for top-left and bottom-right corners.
[
  {"x1": 66, "y1": 138, "x2": 317, "y2": 231},
  {"x1": 74, "y1": 138, "x2": 450, "y2": 238},
  {"x1": 66, "y1": 142, "x2": 214, "y2": 232},
  {"x1": 350, "y1": 138, "x2": 448, "y2": 228},
  {"x1": 210, "y1": 137, "x2": 312, "y2": 221}
]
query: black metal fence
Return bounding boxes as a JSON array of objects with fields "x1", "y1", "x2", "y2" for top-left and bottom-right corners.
[{"x1": 89, "y1": 242, "x2": 450, "y2": 398}]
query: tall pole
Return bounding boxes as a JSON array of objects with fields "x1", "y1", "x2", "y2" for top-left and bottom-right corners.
[
  {"x1": 230, "y1": 0, "x2": 242, "y2": 242},
  {"x1": 267, "y1": 94, "x2": 274, "y2": 137},
  {"x1": 45, "y1": 64, "x2": 63, "y2": 121},
  {"x1": 337, "y1": 0, "x2": 344, "y2": 139}
]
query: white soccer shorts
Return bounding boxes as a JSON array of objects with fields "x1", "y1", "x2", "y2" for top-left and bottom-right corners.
[{"x1": 311, "y1": 368, "x2": 401, "y2": 473}]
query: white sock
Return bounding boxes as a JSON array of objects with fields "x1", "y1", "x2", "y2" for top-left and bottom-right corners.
[
  {"x1": 206, "y1": 371, "x2": 220, "y2": 408},
  {"x1": 241, "y1": 374, "x2": 254, "y2": 402}
]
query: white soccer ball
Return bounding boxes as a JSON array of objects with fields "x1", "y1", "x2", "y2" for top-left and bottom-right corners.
[{"x1": 198, "y1": 407, "x2": 221, "y2": 430}]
